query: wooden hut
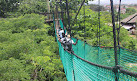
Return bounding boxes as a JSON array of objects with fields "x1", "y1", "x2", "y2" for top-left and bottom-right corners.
[{"x1": 121, "y1": 13, "x2": 137, "y2": 32}]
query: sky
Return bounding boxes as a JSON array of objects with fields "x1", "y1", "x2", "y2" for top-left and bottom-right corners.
[{"x1": 88, "y1": 0, "x2": 137, "y2": 5}]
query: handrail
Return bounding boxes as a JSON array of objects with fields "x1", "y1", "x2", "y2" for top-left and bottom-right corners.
[
  {"x1": 120, "y1": 68, "x2": 137, "y2": 78},
  {"x1": 118, "y1": 46, "x2": 137, "y2": 53}
]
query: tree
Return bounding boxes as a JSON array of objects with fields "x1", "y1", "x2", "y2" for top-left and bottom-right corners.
[
  {"x1": 89, "y1": 4, "x2": 105, "y2": 11},
  {"x1": 0, "y1": 0, "x2": 21, "y2": 17},
  {"x1": 126, "y1": 8, "x2": 136, "y2": 14},
  {"x1": 46, "y1": 0, "x2": 50, "y2": 13},
  {"x1": 18, "y1": 0, "x2": 48, "y2": 14},
  {"x1": 0, "y1": 58, "x2": 30, "y2": 80},
  {"x1": 0, "y1": 14, "x2": 66, "y2": 80}
]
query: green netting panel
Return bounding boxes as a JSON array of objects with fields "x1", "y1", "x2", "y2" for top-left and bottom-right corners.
[
  {"x1": 96, "y1": 47, "x2": 115, "y2": 66},
  {"x1": 71, "y1": 38, "x2": 78, "y2": 55},
  {"x1": 73, "y1": 55, "x2": 115, "y2": 81},
  {"x1": 72, "y1": 39, "x2": 115, "y2": 67},
  {"x1": 59, "y1": 42, "x2": 74, "y2": 81},
  {"x1": 119, "y1": 73, "x2": 137, "y2": 81},
  {"x1": 60, "y1": 20, "x2": 64, "y2": 29},
  {"x1": 72, "y1": 39, "x2": 85, "y2": 58},
  {"x1": 60, "y1": 43, "x2": 67, "y2": 74},
  {"x1": 59, "y1": 42, "x2": 116, "y2": 81},
  {"x1": 82, "y1": 44, "x2": 98, "y2": 63},
  {"x1": 59, "y1": 42, "x2": 63, "y2": 61},
  {"x1": 64, "y1": 50, "x2": 74, "y2": 81},
  {"x1": 119, "y1": 48, "x2": 137, "y2": 73}
]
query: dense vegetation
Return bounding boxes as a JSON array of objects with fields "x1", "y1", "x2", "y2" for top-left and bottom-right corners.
[
  {"x1": 0, "y1": 0, "x2": 137, "y2": 80},
  {"x1": 0, "y1": 14, "x2": 66, "y2": 81},
  {"x1": 0, "y1": 0, "x2": 67, "y2": 80},
  {"x1": 0, "y1": 0, "x2": 48, "y2": 17}
]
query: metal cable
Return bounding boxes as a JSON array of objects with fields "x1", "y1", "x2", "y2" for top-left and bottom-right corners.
[{"x1": 71, "y1": 0, "x2": 86, "y2": 27}]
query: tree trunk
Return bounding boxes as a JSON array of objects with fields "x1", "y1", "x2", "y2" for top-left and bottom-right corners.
[
  {"x1": 34, "y1": 68, "x2": 38, "y2": 80},
  {"x1": 55, "y1": 0, "x2": 60, "y2": 28},
  {"x1": 46, "y1": 0, "x2": 51, "y2": 19}
]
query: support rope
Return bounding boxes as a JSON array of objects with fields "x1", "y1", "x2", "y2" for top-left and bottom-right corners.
[
  {"x1": 71, "y1": 0, "x2": 86, "y2": 27},
  {"x1": 110, "y1": 0, "x2": 119, "y2": 81},
  {"x1": 83, "y1": 2, "x2": 86, "y2": 59},
  {"x1": 117, "y1": 0, "x2": 122, "y2": 66}
]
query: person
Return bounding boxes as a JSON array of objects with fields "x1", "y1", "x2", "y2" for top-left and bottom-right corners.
[
  {"x1": 56, "y1": 27, "x2": 61, "y2": 34},
  {"x1": 58, "y1": 28, "x2": 64, "y2": 38},
  {"x1": 58, "y1": 32, "x2": 67, "y2": 48},
  {"x1": 57, "y1": 31, "x2": 65, "y2": 40},
  {"x1": 58, "y1": 34, "x2": 78, "y2": 52},
  {"x1": 57, "y1": 27, "x2": 67, "y2": 39},
  {"x1": 63, "y1": 35, "x2": 78, "y2": 52},
  {"x1": 59, "y1": 32, "x2": 66, "y2": 42}
]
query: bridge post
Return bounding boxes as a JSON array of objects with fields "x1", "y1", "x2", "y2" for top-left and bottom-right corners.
[{"x1": 110, "y1": 0, "x2": 119, "y2": 81}]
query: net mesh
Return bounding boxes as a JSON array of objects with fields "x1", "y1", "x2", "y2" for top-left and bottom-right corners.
[
  {"x1": 53, "y1": 16, "x2": 137, "y2": 81},
  {"x1": 119, "y1": 48, "x2": 137, "y2": 73},
  {"x1": 119, "y1": 73, "x2": 137, "y2": 81}
]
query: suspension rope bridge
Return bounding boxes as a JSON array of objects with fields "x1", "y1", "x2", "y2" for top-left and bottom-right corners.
[
  {"x1": 53, "y1": 16, "x2": 137, "y2": 81},
  {"x1": 52, "y1": 0, "x2": 137, "y2": 81}
]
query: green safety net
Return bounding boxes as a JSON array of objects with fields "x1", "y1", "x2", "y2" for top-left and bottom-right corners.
[{"x1": 53, "y1": 15, "x2": 137, "y2": 81}]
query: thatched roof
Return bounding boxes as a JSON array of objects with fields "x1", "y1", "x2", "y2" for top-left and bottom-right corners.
[{"x1": 121, "y1": 13, "x2": 137, "y2": 24}]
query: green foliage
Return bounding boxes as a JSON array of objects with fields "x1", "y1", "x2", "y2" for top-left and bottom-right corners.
[
  {"x1": 0, "y1": 58, "x2": 30, "y2": 81},
  {"x1": 0, "y1": 14, "x2": 66, "y2": 80},
  {"x1": 19, "y1": 0, "x2": 47, "y2": 14},
  {"x1": 0, "y1": 0, "x2": 49, "y2": 17},
  {"x1": 126, "y1": 7, "x2": 136, "y2": 14},
  {"x1": 0, "y1": 14, "x2": 45, "y2": 33},
  {"x1": 119, "y1": 28, "x2": 137, "y2": 50},
  {"x1": 71, "y1": 8, "x2": 113, "y2": 46},
  {"x1": 0, "y1": 0, "x2": 21, "y2": 17},
  {"x1": 120, "y1": 7, "x2": 136, "y2": 19},
  {"x1": 89, "y1": 4, "x2": 105, "y2": 11}
]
